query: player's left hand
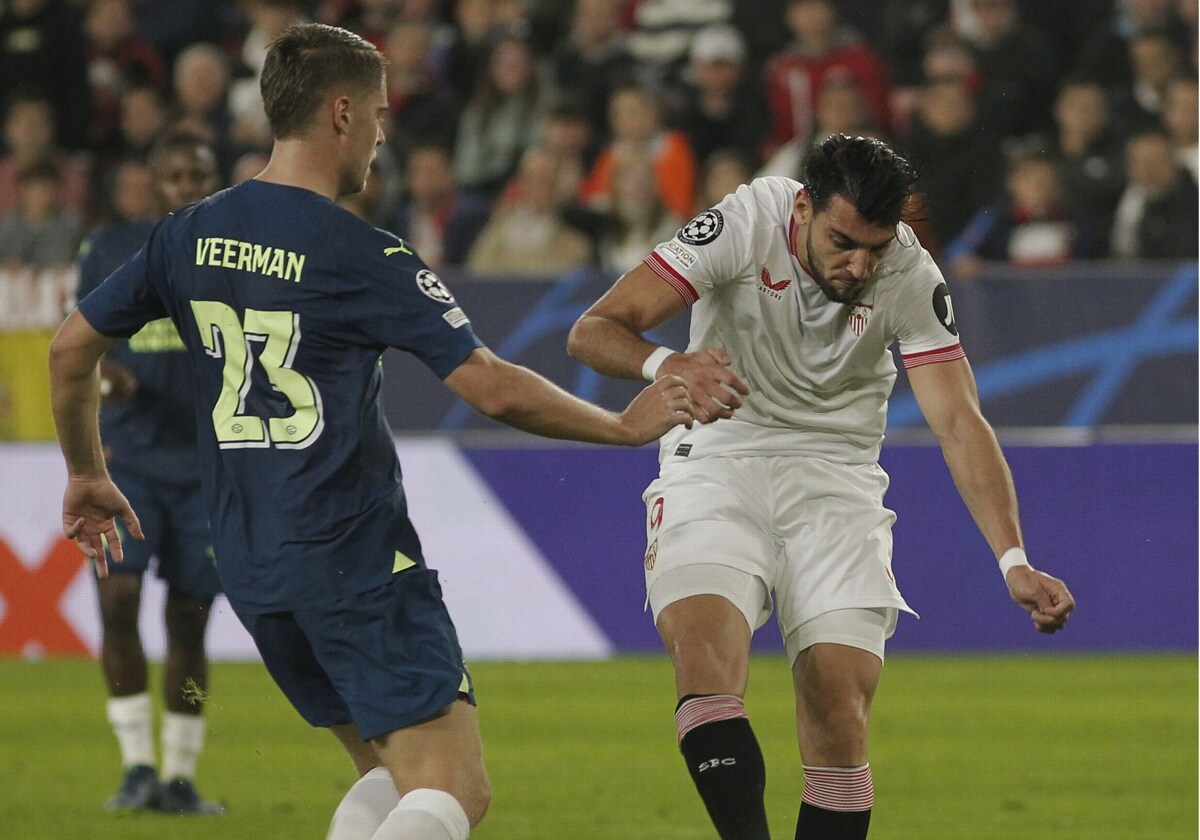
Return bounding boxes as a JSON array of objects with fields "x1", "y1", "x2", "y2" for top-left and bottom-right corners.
[
  {"x1": 1005, "y1": 565, "x2": 1075, "y2": 633},
  {"x1": 62, "y1": 476, "x2": 144, "y2": 579}
]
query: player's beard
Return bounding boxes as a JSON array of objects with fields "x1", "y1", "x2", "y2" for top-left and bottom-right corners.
[{"x1": 806, "y1": 226, "x2": 868, "y2": 304}]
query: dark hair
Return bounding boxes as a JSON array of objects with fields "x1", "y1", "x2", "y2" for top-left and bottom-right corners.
[
  {"x1": 148, "y1": 129, "x2": 214, "y2": 169},
  {"x1": 17, "y1": 156, "x2": 61, "y2": 184},
  {"x1": 803, "y1": 134, "x2": 918, "y2": 228},
  {"x1": 260, "y1": 23, "x2": 386, "y2": 139}
]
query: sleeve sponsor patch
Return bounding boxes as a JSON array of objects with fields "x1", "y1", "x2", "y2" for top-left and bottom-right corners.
[
  {"x1": 416, "y1": 269, "x2": 456, "y2": 304},
  {"x1": 932, "y1": 282, "x2": 958, "y2": 335},
  {"x1": 678, "y1": 209, "x2": 724, "y2": 245},
  {"x1": 442, "y1": 306, "x2": 470, "y2": 328},
  {"x1": 660, "y1": 240, "x2": 697, "y2": 271}
]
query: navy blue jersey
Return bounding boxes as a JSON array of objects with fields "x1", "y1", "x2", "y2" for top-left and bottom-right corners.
[
  {"x1": 77, "y1": 219, "x2": 200, "y2": 486},
  {"x1": 78, "y1": 180, "x2": 484, "y2": 614}
]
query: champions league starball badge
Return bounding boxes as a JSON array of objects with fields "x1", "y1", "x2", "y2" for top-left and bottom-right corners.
[
  {"x1": 678, "y1": 210, "x2": 724, "y2": 245},
  {"x1": 415, "y1": 269, "x2": 456, "y2": 304}
]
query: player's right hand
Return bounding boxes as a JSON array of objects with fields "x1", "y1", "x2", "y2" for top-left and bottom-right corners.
[
  {"x1": 620, "y1": 374, "x2": 695, "y2": 444},
  {"x1": 657, "y1": 348, "x2": 750, "y2": 424},
  {"x1": 62, "y1": 476, "x2": 145, "y2": 579}
]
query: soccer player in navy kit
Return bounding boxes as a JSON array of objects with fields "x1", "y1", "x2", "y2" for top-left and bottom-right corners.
[
  {"x1": 49, "y1": 23, "x2": 692, "y2": 840},
  {"x1": 76, "y1": 132, "x2": 223, "y2": 814}
]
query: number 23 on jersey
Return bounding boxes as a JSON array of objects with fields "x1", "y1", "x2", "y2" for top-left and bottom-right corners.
[{"x1": 190, "y1": 301, "x2": 324, "y2": 449}]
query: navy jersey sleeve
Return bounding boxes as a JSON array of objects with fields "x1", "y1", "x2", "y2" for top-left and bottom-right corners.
[
  {"x1": 344, "y1": 225, "x2": 484, "y2": 379},
  {"x1": 76, "y1": 222, "x2": 168, "y2": 338}
]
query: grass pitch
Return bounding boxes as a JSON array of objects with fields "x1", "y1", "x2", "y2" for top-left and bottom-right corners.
[{"x1": 1, "y1": 655, "x2": 1194, "y2": 838}]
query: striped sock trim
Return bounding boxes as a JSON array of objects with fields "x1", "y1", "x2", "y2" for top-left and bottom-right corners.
[
  {"x1": 675, "y1": 694, "x2": 747, "y2": 744},
  {"x1": 801, "y1": 764, "x2": 874, "y2": 812}
]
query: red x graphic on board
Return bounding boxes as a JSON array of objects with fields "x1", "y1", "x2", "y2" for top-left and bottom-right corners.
[{"x1": 0, "y1": 537, "x2": 89, "y2": 655}]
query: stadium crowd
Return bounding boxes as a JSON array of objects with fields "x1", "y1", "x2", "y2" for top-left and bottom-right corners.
[
  {"x1": 0, "y1": 0, "x2": 1196, "y2": 278},
  {"x1": 0, "y1": 0, "x2": 1196, "y2": 436}
]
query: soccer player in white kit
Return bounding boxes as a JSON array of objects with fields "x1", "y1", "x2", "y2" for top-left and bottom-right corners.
[{"x1": 568, "y1": 134, "x2": 1076, "y2": 840}]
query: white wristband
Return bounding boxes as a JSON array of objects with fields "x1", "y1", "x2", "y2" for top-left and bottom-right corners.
[
  {"x1": 998, "y1": 547, "x2": 1031, "y2": 578},
  {"x1": 641, "y1": 346, "x2": 675, "y2": 381}
]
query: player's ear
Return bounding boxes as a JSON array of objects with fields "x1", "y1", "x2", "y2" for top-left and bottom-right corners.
[
  {"x1": 794, "y1": 189, "x2": 812, "y2": 225},
  {"x1": 332, "y1": 95, "x2": 352, "y2": 136}
]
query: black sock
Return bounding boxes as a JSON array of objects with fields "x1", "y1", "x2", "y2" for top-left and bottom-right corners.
[
  {"x1": 794, "y1": 802, "x2": 871, "y2": 839},
  {"x1": 676, "y1": 694, "x2": 771, "y2": 840}
]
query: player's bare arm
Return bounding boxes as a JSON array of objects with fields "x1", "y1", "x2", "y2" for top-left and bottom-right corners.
[
  {"x1": 445, "y1": 347, "x2": 694, "y2": 446},
  {"x1": 908, "y1": 356, "x2": 1075, "y2": 633},
  {"x1": 568, "y1": 263, "x2": 750, "y2": 424},
  {"x1": 49, "y1": 309, "x2": 145, "y2": 576}
]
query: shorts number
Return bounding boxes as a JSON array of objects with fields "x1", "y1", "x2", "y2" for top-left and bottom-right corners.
[{"x1": 190, "y1": 301, "x2": 324, "y2": 449}]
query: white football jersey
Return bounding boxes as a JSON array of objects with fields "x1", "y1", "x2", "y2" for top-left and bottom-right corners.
[{"x1": 645, "y1": 176, "x2": 964, "y2": 464}]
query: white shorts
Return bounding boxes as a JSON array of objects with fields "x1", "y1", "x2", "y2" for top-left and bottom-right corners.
[{"x1": 641, "y1": 455, "x2": 916, "y2": 656}]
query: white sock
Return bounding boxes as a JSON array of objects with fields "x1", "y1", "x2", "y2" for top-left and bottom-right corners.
[
  {"x1": 161, "y1": 711, "x2": 205, "y2": 781},
  {"x1": 370, "y1": 788, "x2": 470, "y2": 840},
  {"x1": 106, "y1": 693, "x2": 155, "y2": 769},
  {"x1": 326, "y1": 767, "x2": 400, "y2": 840}
]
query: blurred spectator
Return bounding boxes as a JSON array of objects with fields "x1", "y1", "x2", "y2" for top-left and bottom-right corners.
[
  {"x1": 899, "y1": 74, "x2": 1001, "y2": 252},
  {"x1": 566, "y1": 155, "x2": 684, "y2": 274},
  {"x1": 858, "y1": 0, "x2": 949, "y2": 87},
  {"x1": 0, "y1": 92, "x2": 91, "y2": 217},
  {"x1": 0, "y1": 158, "x2": 84, "y2": 270},
  {"x1": 943, "y1": 142, "x2": 1100, "y2": 279},
  {"x1": 467, "y1": 147, "x2": 590, "y2": 276},
  {"x1": 228, "y1": 0, "x2": 309, "y2": 152},
  {"x1": 1053, "y1": 78, "x2": 1127, "y2": 255},
  {"x1": 1110, "y1": 127, "x2": 1199, "y2": 259},
  {"x1": 625, "y1": 0, "x2": 732, "y2": 96},
  {"x1": 953, "y1": 0, "x2": 1062, "y2": 138},
  {"x1": 334, "y1": 0, "x2": 402, "y2": 49},
  {"x1": 578, "y1": 84, "x2": 697, "y2": 219},
  {"x1": 537, "y1": 101, "x2": 594, "y2": 204},
  {"x1": 1114, "y1": 28, "x2": 1186, "y2": 127},
  {"x1": 116, "y1": 83, "x2": 169, "y2": 159},
  {"x1": 452, "y1": 34, "x2": 547, "y2": 196},
  {"x1": 696, "y1": 147, "x2": 754, "y2": 212},
  {"x1": 764, "y1": 0, "x2": 892, "y2": 155},
  {"x1": 0, "y1": 0, "x2": 91, "y2": 150},
  {"x1": 1162, "y1": 76, "x2": 1199, "y2": 180},
  {"x1": 729, "y1": 0, "x2": 792, "y2": 77},
  {"x1": 1075, "y1": 0, "x2": 1188, "y2": 88},
  {"x1": 230, "y1": 150, "x2": 270, "y2": 184},
  {"x1": 84, "y1": 0, "x2": 167, "y2": 152},
  {"x1": 675, "y1": 23, "x2": 769, "y2": 170},
  {"x1": 383, "y1": 19, "x2": 460, "y2": 166},
  {"x1": 1178, "y1": 0, "x2": 1198, "y2": 71},
  {"x1": 550, "y1": 0, "x2": 636, "y2": 148},
  {"x1": 132, "y1": 0, "x2": 236, "y2": 66},
  {"x1": 389, "y1": 143, "x2": 491, "y2": 268},
  {"x1": 170, "y1": 43, "x2": 236, "y2": 178},
  {"x1": 444, "y1": 0, "x2": 496, "y2": 106},
  {"x1": 759, "y1": 75, "x2": 876, "y2": 179},
  {"x1": 106, "y1": 158, "x2": 157, "y2": 223}
]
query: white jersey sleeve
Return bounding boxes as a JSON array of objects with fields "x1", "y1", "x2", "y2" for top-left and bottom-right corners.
[
  {"x1": 643, "y1": 182, "x2": 766, "y2": 304},
  {"x1": 880, "y1": 228, "x2": 967, "y2": 369}
]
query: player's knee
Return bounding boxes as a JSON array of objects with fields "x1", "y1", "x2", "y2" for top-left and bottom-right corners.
[
  {"x1": 802, "y1": 701, "x2": 870, "y2": 756},
  {"x1": 460, "y1": 774, "x2": 492, "y2": 827}
]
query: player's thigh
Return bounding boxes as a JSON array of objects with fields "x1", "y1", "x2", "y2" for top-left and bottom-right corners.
[
  {"x1": 773, "y1": 458, "x2": 911, "y2": 639},
  {"x1": 157, "y1": 481, "x2": 221, "y2": 600},
  {"x1": 299, "y1": 567, "x2": 475, "y2": 743},
  {"x1": 643, "y1": 458, "x2": 777, "y2": 633},
  {"x1": 241, "y1": 608, "x2": 353, "y2": 730}
]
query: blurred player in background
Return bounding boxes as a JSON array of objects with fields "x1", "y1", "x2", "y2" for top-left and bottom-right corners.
[
  {"x1": 568, "y1": 133, "x2": 1076, "y2": 840},
  {"x1": 50, "y1": 23, "x2": 692, "y2": 840},
  {"x1": 75, "y1": 132, "x2": 222, "y2": 815}
]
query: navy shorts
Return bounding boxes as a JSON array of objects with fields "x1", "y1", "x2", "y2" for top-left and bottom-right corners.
[
  {"x1": 241, "y1": 567, "x2": 475, "y2": 741},
  {"x1": 108, "y1": 468, "x2": 220, "y2": 600}
]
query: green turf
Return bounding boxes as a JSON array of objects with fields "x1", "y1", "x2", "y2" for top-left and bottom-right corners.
[{"x1": 1, "y1": 655, "x2": 1194, "y2": 838}]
